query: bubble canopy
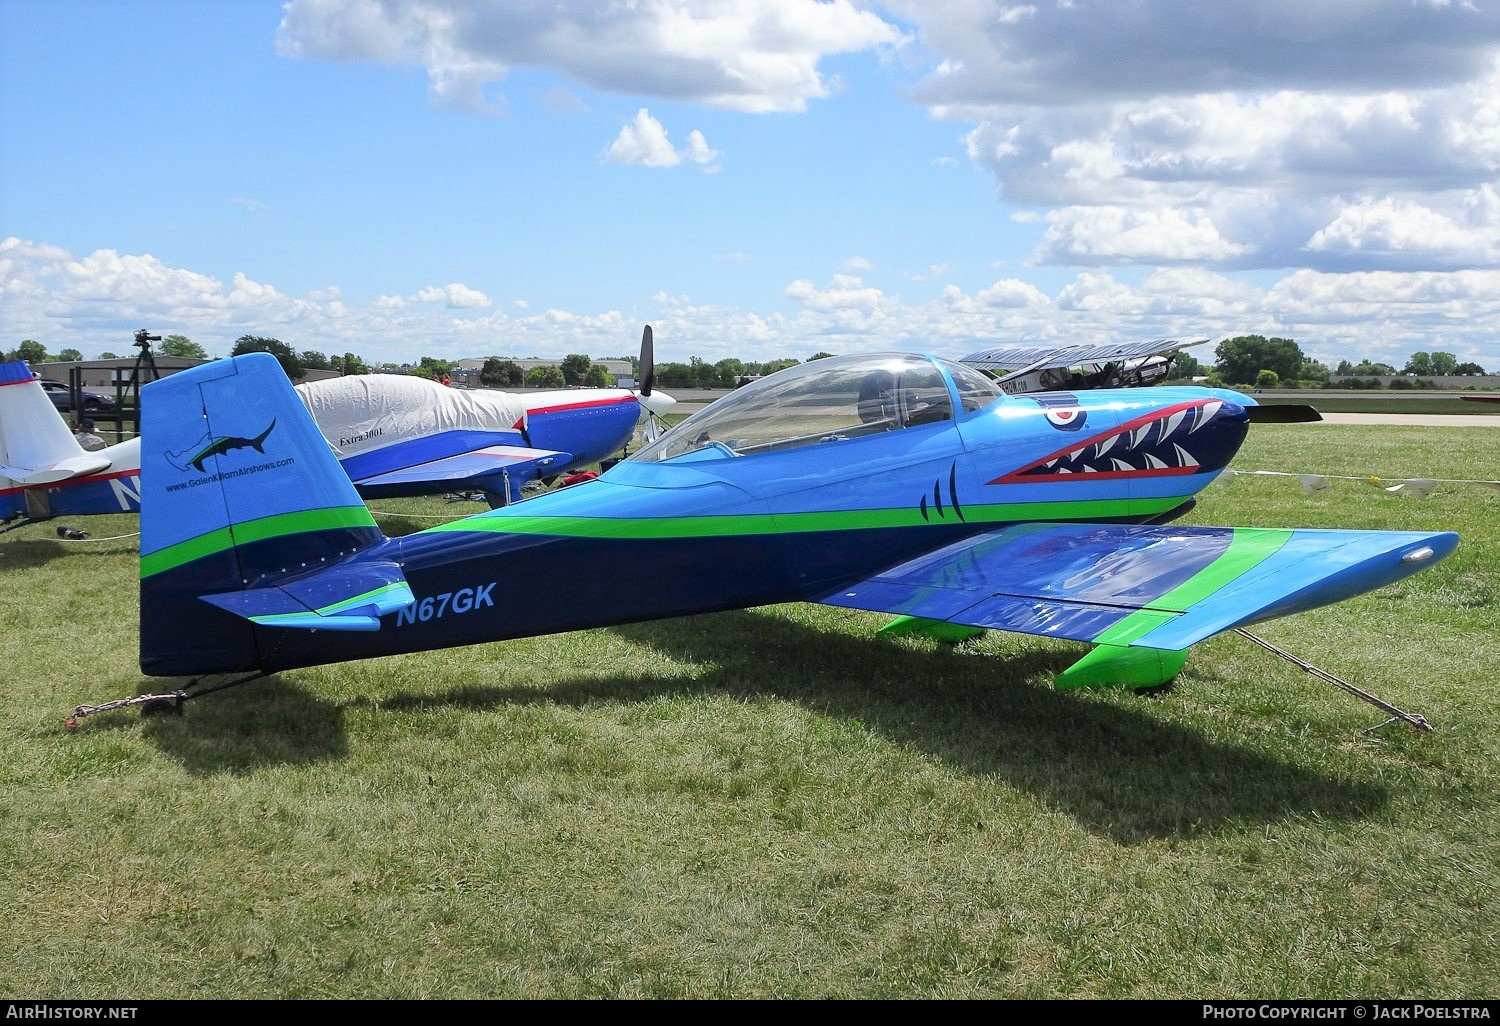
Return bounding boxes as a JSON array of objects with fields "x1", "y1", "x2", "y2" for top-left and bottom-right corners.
[{"x1": 629, "y1": 353, "x2": 1005, "y2": 463}]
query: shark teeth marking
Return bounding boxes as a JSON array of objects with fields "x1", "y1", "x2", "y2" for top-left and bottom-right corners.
[{"x1": 988, "y1": 398, "x2": 1245, "y2": 484}]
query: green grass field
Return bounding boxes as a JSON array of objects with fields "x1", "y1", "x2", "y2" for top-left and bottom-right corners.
[{"x1": 0, "y1": 422, "x2": 1495, "y2": 999}]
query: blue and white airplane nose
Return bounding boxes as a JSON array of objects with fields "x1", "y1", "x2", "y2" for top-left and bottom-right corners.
[{"x1": 637, "y1": 389, "x2": 677, "y2": 417}]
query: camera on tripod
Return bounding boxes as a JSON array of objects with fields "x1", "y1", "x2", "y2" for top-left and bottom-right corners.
[{"x1": 133, "y1": 329, "x2": 162, "y2": 349}]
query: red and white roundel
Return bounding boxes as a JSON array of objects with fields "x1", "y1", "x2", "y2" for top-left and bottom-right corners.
[{"x1": 1044, "y1": 408, "x2": 1087, "y2": 431}]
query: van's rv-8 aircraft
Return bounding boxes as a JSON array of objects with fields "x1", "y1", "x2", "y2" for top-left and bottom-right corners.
[{"x1": 69, "y1": 333, "x2": 1458, "y2": 730}]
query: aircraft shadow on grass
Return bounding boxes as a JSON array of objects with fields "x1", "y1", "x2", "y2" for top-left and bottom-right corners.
[{"x1": 124, "y1": 606, "x2": 1386, "y2": 844}]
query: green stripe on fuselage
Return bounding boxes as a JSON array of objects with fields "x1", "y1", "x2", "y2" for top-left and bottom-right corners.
[
  {"x1": 427, "y1": 497, "x2": 1183, "y2": 540},
  {"x1": 140, "y1": 505, "x2": 378, "y2": 579},
  {"x1": 140, "y1": 496, "x2": 1192, "y2": 578}
]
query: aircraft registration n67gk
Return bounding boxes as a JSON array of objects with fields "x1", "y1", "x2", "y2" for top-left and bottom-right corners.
[{"x1": 77, "y1": 339, "x2": 1458, "y2": 725}]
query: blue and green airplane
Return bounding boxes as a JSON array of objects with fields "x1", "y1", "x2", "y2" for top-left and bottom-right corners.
[{"x1": 122, "y1": 336, "x2": 1457, "y2": 716}]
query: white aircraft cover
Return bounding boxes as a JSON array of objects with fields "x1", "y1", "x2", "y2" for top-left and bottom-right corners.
[{"x1": 294, "y1": 375, "x2": 530, "y2": 457}]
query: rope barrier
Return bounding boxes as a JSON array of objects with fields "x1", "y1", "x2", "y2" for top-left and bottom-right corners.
[
  {"x1": 1222, "y1": 468, "x2": 1500, "y2": 497},
  {"x1": 367, "y1": 506, "x2": 480, "y2": 521},
  {"x1": 0, "y1": 522, "x2": 141, "y2": 543}
]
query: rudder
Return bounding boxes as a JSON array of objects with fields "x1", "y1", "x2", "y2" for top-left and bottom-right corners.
[{"x1": 139, "y1": 353, "x2": 398, "y2": 677}]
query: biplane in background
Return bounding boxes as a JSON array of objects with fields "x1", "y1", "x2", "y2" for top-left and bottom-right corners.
[
  {"x1": 75, "y1": 331, "x2": 1459, "y2": 729},
  {"x1": 0, "y1": 359, "x2": 141, "y2": 535},
  {"x1": 293, "y1": 327, "x2": 675, "y2": 507},
  {"x1": 960, "y1": 337, "x2": 1213, "y2": 395}
]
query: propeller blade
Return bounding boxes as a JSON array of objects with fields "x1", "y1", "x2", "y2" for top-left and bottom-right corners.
[{"x1": 639, "y1": 325, "x2": 655, "y2": 397}]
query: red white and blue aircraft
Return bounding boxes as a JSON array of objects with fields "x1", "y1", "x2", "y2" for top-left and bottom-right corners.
[
  {"x1": 104, "y1": 337, "x2": 1458, "y2": 720},
  {"x1": 293, "y1": 328, "x2": 675, "y2": 506},
  {"x1": 1, "y1": 359, "x2": 142, "y2": 534}
]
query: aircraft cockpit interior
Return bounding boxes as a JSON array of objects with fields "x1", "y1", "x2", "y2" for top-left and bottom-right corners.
[{"x1": 630, "y1": 353, "x2": 1004, "y2": 462}]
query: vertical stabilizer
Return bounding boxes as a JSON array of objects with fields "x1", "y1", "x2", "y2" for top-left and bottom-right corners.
[
  {"x1": 140, "y1": 353, "x2": 401, "y2": 676},
  {"x1": 0, "y1": 360, "x2": 98, "y2": 479}
]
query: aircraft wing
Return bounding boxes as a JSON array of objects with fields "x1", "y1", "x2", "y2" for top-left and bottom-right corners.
[
  {"x1": 961, "y1": 337, "x2": 1210, "y2": 372},
  {"x1": 816, "y1": 522, "x2": 1456, "y2": 682},
  {"x1": 350, "y1": 443, "x2": 572, "y2": 494},
  {"x1": 960, "y1": 337, "x2": 1212, "y2": 393}
]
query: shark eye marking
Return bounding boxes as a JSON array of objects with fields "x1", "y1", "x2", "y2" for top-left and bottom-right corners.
[{"x1": 987, "y1": 399, "x2": 1245, "y2": 484}]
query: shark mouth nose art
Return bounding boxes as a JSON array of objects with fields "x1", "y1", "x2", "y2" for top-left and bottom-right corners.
[{"x1": 989, "y1": 399, "x2": 1247, "y2": 484}]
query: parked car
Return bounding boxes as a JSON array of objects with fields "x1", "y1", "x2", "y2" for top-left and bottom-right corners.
[{"x1": 39, "y1": 379, "x2": 119, "y2": 412}]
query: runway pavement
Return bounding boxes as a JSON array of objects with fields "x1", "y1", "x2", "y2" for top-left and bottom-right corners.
[{"x1": 1316, "y1": 413, "x2": 1500, "y2": 427}]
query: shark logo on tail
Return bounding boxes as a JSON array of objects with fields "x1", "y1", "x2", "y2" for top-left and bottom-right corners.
[{"x1": 166, "y1": 419, "x2": 277, "y2": 473}]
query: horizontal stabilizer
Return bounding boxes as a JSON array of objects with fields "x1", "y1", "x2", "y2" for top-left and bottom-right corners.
[
  {"x1": 353, "y1": 444, "x2": 570, "y2": 490},
  {"x1": 200, "y1": 560, "x2": 414, "y2": 632},
  {"x1": 1, "y1": 453, "x2": 112, "y2": 484}
]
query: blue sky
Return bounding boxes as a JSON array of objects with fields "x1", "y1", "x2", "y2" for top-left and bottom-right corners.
[{"x1": 4, "y1": 0, "x2": 1500, "y2": 373}]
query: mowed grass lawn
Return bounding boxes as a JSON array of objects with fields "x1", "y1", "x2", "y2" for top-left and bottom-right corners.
[{"x1": 0, "y1": 422, "x2": 1495, "y2": 1000}]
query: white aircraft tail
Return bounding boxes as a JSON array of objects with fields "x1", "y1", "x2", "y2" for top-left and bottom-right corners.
[{"x1": 0, "y1": 360, "x2": 110, "y2": 483}]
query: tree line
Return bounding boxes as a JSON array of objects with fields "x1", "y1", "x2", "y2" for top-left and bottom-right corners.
[
  {"x1": 5, "y1": 333, "x2": 1489, "y2": 392},
  {"x1": 1199, "y1": 336, "x2": 1487, "y2": 390},
  {"x1": 2, "y1": 333, "x2": 818, "y2": 390}
]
